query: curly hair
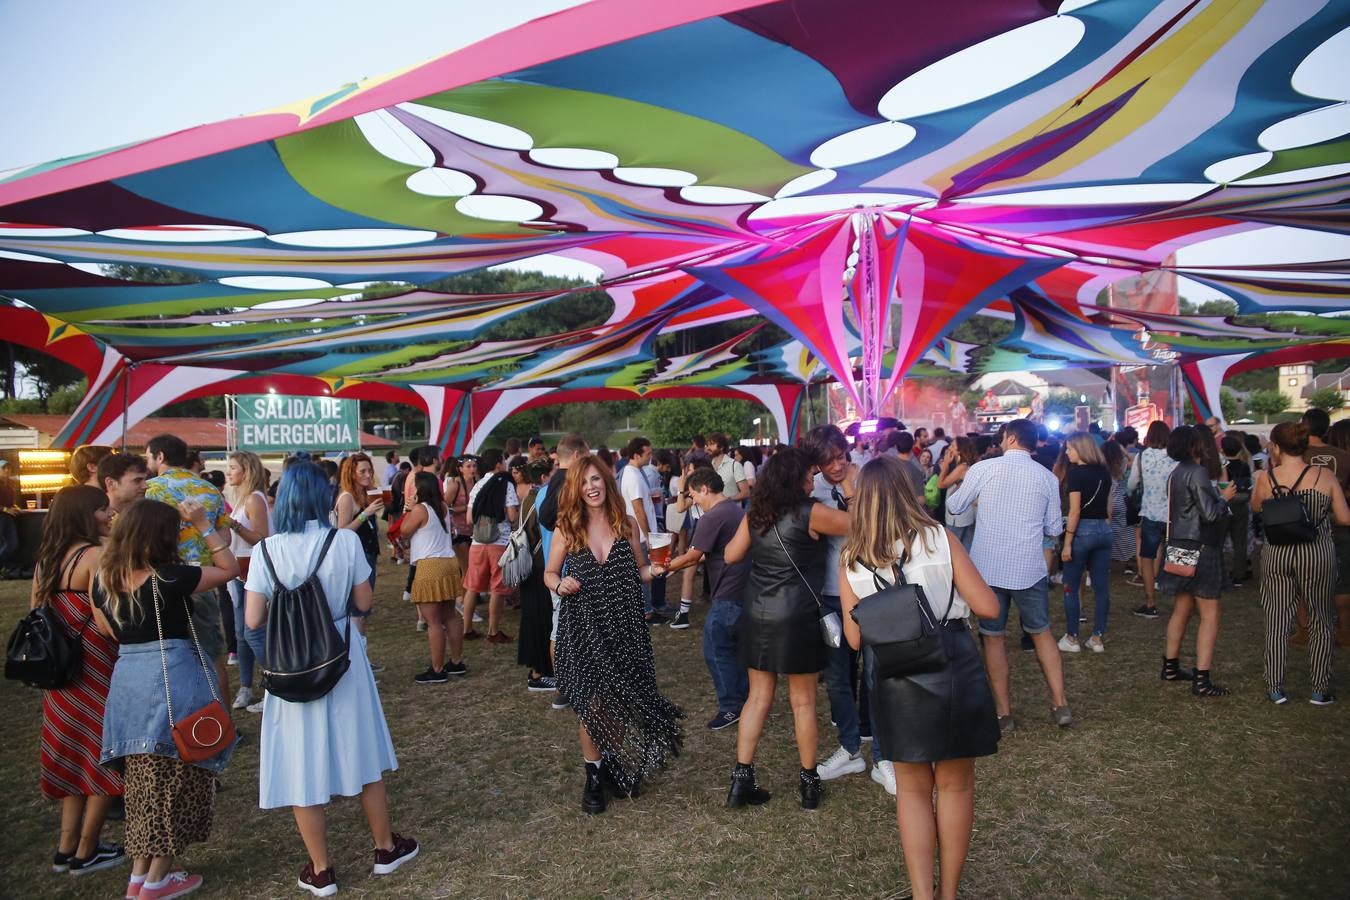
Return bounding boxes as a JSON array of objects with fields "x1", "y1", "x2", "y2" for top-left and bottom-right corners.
[
  {"x1": 555, "y1": 455, "x2": 630, "y2": 553},
  {"x1": 747, "y1": 445, "x2": 813, "y2": 534}
]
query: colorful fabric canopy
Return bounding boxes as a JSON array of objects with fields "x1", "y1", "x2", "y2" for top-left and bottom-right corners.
[{"x1": 1, "y1": 0, "x2": 1347, "y2": 444}]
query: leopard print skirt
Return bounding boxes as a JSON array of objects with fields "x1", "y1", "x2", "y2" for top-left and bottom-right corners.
[{"x1": 123, "y1": 754, "x2": 217, "y2": 858}]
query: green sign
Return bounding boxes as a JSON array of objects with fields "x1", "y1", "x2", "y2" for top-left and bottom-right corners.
[{"x1": 235, "y1": 394, "x2": 360, "y2": 453}]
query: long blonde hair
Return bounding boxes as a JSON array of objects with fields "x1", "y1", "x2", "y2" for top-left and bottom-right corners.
[
  {"x1": 95, "y1": 499, "x2": 183, "y2": 625},
  {"x1": 225, "y1": 450, "x2": 268, "y2": 508},
  {"x1": 1064, "y1": 433, "x2": 1106, "y2": 467},
  {"x1": 840, "y1": 456, "x2": 939, "y2": 571}
]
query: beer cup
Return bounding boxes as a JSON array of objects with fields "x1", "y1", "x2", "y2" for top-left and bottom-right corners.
[{"x1": 648, "y1": 531, "x2": 672, "y2": 566}]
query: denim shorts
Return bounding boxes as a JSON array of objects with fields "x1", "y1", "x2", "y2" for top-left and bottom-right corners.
[
  {"x1": 1139, "y1": 517, "x2": 1166, "y2": 558},
  {"x1": 978, "y1": 577, "x2": 1051, "y2": 636}
]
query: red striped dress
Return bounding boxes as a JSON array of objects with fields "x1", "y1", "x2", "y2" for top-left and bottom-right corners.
[{"x1": 39, "y1": 573, "x2": 123, "y2": 799}]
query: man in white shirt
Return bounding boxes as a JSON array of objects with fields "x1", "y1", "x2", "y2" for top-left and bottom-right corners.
[
  {"x1": 621, "y1": 437, "x2": 671, "y2": 623},
  {"x1": 463, "y1": 448, "x2": 519, "y2": 644},
  {"x1": 947, "y1": 418, "x2": 1072, "y2": 730},
  {"x1": 707, "y1": 432, "x2": 748, "y2": 503}
]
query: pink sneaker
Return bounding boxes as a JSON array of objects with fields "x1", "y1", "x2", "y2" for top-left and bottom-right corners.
[
  {"x1": 138, "y1": 871, "x2": 203, "y2": 899},
  {"x1": 125, "y1": 876, "x2": 146, "y2": 899}
]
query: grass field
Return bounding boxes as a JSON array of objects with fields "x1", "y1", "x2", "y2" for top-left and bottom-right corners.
[{"x1": 2, "y1": 559, "x2": 1347, "y2": 899}]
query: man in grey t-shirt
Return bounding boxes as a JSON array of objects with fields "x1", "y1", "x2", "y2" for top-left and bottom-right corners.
[{"x1": 652, "y1": 467, "x2": 749, "y2": 731}]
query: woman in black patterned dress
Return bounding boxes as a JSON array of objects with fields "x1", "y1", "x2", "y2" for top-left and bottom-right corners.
[{"x1": 543, "y1": 455, "x2": 682, "y2": 815}]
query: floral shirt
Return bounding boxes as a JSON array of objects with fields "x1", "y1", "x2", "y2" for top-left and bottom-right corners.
[
  {"x1": 145, "y1": 467, "x2": 231, "y2": 565},
  {"x1": 1127, "y1": 448, "x2": 1178, "y2": 523}
]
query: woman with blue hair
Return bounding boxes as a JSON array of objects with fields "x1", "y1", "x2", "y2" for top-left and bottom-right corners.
[{"x1": 244, "y1": 462, "x2": 418, "y2": 895}]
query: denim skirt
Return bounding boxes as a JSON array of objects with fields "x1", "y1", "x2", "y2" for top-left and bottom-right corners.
[{"x1": 101, "y1": 640, "x2": 238, "y2": 775}]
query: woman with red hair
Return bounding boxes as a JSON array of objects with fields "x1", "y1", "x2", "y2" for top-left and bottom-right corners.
[{"x1": 543, "y1": 455, "x2": 682, "y2": 816}]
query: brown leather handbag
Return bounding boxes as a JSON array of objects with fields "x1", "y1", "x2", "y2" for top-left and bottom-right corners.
[{"x1": 152, "y1": 576, "x2": 236, "y2": 763}]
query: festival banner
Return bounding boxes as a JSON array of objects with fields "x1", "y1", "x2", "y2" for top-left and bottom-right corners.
[
  {"x1": 1108, "y1": 258, "x2": 1180, "y2": 428},
  {"x1": 235, "y1": 394, "x2": 360, "y2": 453}
]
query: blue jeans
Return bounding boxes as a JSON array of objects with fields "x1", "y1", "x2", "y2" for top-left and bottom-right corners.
[
  {"x1": 228, "y1": 578, "x2": 267, "y2": 690},
  {"x1": 979, "y1": 577, "x2": 1051, "y2": 636},
  {"x1": 822, "y1": 594, "x2": 860, "y2": 754},
  {"x1": 949, "y1": 523, "x2": 975, "y2": 551},
  {"x1": 1063, "y1": 519, "x2": 1112, "y2": 639},
  {"x1": 702, "y1": 600, "x2": 748, "y2": 714}
]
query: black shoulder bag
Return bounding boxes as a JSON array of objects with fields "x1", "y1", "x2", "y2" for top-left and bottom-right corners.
[
  {"x1": 850, "y1": 551, "x2": 956, "y2": 680},
  {"x1": 5, "y1": 546, "x2": 94, "y2": 690},
  {"x1": 1263, "y1": 466, "x2": 1322, "y2": 545}
]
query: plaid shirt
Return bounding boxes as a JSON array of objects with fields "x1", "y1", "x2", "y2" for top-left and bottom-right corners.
[
  {"x1": 946, "y1": 449, "x2": 1062, "y2": 590},
  {"x1": 145, "y1": 467, "x2": 230, "y2": 565}
]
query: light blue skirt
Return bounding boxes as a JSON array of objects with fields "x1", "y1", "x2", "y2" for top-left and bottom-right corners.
[{"x1": 257, "y1": 624, "x2": 397, "y2": 809}]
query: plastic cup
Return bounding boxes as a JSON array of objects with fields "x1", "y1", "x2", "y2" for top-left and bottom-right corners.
[
  {"x1": 381, "y1": 487, "x2": 393, "y2": 506},
  {"x1": 648, "y1": 531, "x2": 672, "y2": 566}
]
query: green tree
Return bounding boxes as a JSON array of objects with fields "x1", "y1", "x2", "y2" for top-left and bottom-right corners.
[
  {"x1": 1042, "y1": 390, "x2": 1081, "y2": 419},
  {"x1": 48, "y1": 379, "x2": 88, "y2": 415},
  {"x1": 1247, "y1": 389, "x2": 1289, "y2": 423},
  {"x1": 1219, "y1": 388, "x2": 1240, "y2": 422},
  {"x1": 639, "y1": 399, "x2": 758, "y2": 447},
  {"x1": 1306, "y1": 387, "x2": 1346, "y2": 411}
]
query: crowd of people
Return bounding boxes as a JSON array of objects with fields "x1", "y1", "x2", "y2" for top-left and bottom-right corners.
[{"x1": 17, "y1": 407, "x2": 1350, "y2": 900}]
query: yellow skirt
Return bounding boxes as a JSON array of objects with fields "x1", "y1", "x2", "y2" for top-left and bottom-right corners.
[{"x1": 410, "y1": 555, "x2": 464, "y2": 604}]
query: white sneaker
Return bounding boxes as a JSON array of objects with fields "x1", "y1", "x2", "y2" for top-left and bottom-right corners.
[
  {"x1": 1057, "y1": 634, "x2": 1081, "y2": 653},
  {"x1": 231, "y1": 687, "x2": 253, "y2": 710},
  {"x1": 472, "y1": 611, "x2": 484, "y2": 623},
  {"x1": 871, "y1": 760, "x2": 896, "y2": 796},
  {"x1": 1085, "y1": 634, "x2": 1105, "y2": 653},
  {"x1": 403, "y1": 591, "x2": 413, "y2": 603},
  {"x1": 246, "y1": 699, "x2": 265, "y2": 714},
  {"x1": 817, "y1": 745, "x2": 867, "y2": 781},
  {"x1": 1050, "y1": 572, "x2": 1063, "y2": 585}
]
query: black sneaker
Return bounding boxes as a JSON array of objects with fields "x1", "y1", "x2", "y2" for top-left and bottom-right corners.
[
  {"x1": 298, "y1": 861, "x2": 338, "y2": 897},
  {"x1": 1020, "y1": 632, "x2": 1035, "y2": 652},
  {"x1": 372, "y1": 833, "x2": 419, "y2": 876},
  {"x1": 68, "y1": 842, "x2": 126, "y2": 876},
  {"x1": 645, "y1": 611, "x2": 670, "y2": 626},
  {"x1": 414, "y1": 667, "x2": 448, "y2": 684},
  {"x1": 551, "y1": 692, "x2": 570, "y2": 710},
  {"x1": 707, "y1": 710, "x2": 740, "y2": 731},
  {"x1": 527, "y1": 675, "x2": 556, "y2": 692},
  {"x1": 440, "y1": 660, "x2": 468, "y2": 677},
  {"x1": 669, "y1": 611, "x2": 691, "y2": 630},
  {"x1": 1132, "y1": 604, "x2": 1160, "y2": 619},
  {"x1": 52, "y1": 850, "x2": 74, "y2": 874}
]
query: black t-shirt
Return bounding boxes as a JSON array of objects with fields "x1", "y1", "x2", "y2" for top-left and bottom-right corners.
[
  {"x1": 94, "y1": 564, "x2": 202, "y2": 644},
  {"x1": 1066, "y1": 464, "x2": 1111, "y2": 519},
  {"x1": 1224, "y1": 457, "x2": 1252, "y2": 492},
  {"x1": 691, "y1": 499, "x2": 750, "y2": 603}
]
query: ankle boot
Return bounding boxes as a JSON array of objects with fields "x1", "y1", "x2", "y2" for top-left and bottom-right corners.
[
  {"x1": 726, "y1": 762, "x2": 771, "y2": 807},
  {"x1": 1160, "y1": 656, "x2": 1194, "y2": 682},
  {"x1": 799, "y1": 767, "x2": 823, "y2": 811},
  {"x1": 1192, "y1": 669, "x2": 1230, "y2": 698},
  {"x1": 600, "y1": 761, "x2": 641, "y2": 800},
  {"x1": 582, "y1": 763, "x2": 607, "y2": 815}
]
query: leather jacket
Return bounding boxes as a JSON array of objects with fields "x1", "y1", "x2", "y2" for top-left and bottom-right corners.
[{"x1": 1167, "y1": 461, "x2": 1229, "y2": 545}]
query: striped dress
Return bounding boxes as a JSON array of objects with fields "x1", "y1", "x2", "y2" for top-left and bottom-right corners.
[
  {"x1": 1260, "y1": 487, "x2": 1337, "y2": 695},
  {"x1": 1109, "y1": 478, "x2": 1135, "y2": 562},
  {"x1": 39, "y1": 549, "x2": 124, "y2": 799}
]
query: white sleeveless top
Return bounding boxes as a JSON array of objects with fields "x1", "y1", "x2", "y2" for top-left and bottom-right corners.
[
  {"x1": 230, "y1": 490, "x2": 271, "y2": 558},
  {"x1": 844, "y1": 524, "x2": 969, "y2": 621},
  {"x1": 409, "y1": 502, "x2": 456, "y2": 564}
]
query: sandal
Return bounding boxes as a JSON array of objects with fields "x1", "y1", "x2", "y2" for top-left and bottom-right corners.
[
  {"x1": 1160, "y1": 656, "x2": 1194, "y2": 682},
  {"x1": 1191, "y1": 670, "x2": 1230, "y2": 697}
]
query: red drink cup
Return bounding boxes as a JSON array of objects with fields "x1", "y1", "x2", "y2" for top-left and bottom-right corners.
[{"x1": 649, "y1": 532, "x2": 672, "y2": 566}]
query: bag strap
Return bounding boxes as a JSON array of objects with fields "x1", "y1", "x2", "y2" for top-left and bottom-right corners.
[
  {"x1": 149, "y1": 573, "x2": 176, "y2": 729},
  {"x1": 1288, "y1": 465, "x2": 1313, "y2": 493},
  {"x1": 772, "y1": 523, "x2": 821, "y2": 609},
  {"x1": 867, "y1": 539, "x2": 957, "y2": 622},
  {"x1": 59, "y1": 544, "x2": 95, "y2": 590}
]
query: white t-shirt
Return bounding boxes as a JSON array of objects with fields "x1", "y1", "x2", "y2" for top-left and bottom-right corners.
[
  {"x1": 467, "y1": 475, "x2": 519, "y2": 546},
  {"x1": 742, "y1": 460, "x2": 756, "y2": 483},
  {"x1": 620, "y1": 463, "x2": 659, "y2": 537},
  {"x1": 844, "y1": 524, "x2": 969, "y2": 622}
]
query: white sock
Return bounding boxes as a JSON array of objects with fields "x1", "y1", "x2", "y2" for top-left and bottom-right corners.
[
  {"x1": 679, "y1": 599, "x2": 692, "y2": 614},
  {"x1": 144, "y1": 874, "x2": 172, "y2": 889},
  {"x1": 129, "y1": 874, "x2": 147, "y2": 885},
  {"x1": 583, "y1": 757, "x2": 602, "y2": 768}
]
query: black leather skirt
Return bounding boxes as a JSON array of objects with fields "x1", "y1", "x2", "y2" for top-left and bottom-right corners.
[
  {"x1": 738, "y1": 586, "x2": 827, "y2": 675},
  {"x1": 870, "y1": 621, "x2": 999, "y2": 763}
]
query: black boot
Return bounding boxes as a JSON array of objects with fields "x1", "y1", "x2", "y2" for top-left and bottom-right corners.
[
  {"x1": 1160, "y1": 656, "x2": 1194, "y2": 682},
  {"x1": 726, "y1": 762, "x2": 771, "y2": 807},
  {"x1": 582, "y1": 763, "x2": 607, "y2": 815},
  {"x1": 1191, "y1": 669, "x2": 1230, "y2": 698},
  {"x1": 799, "y1": 767, "x2": 823, "y2": 810},
  {"x1": 601, "y1": 760, "x2": 641, "y2": 800}
]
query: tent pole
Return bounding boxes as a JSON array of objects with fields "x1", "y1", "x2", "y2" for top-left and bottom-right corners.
[{"x1": 119, "y1": 360, "x2": 131, "y2": 452}]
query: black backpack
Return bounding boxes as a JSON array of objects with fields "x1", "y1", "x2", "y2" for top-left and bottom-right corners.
[
  {"x1": 259, "y1": 530, "x2": 350, "y2": 703},
  {"x1": 1262, "y1": 466, "x2": 1323, "y2": 546},
  {"x1": 5, "y1": 605, "x2": 87, "y2": 689},
  {"x1": 4, "y1": 545, "x2": 95, "y2": 690}
]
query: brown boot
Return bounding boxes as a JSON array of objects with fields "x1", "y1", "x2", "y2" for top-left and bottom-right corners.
[
  {"x1": 1291, "y1": 603, "x2": 1310, "y2": 648},
  {"x1": 1336, "y1": 596, "x2": 1350, "y2": 648}
]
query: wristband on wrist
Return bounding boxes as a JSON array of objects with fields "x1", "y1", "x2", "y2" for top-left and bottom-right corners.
[{"x1": 201, "y1": 525, "x2": 217, "y2": 538}]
